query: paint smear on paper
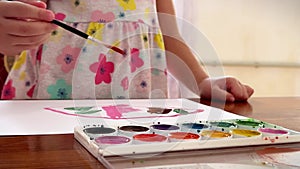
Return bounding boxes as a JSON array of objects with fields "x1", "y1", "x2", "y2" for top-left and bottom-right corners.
[
  {"x1": 45, "y1": 105, "x2": 204, "y2": 119},
  {"x1": 147, "y1": 107, "x2": 172, "y2": 114},
  {"x1": 64, "y1": 106, "x2": 101, "y2": 114},
  {"x1": 64, "y1": 106, "x2": 94, "y2": 111},
  {"x1": 102, "y1": 104, "x2": 141, "y2": 119},
  {"x1": 256, "y1": 147, "x2": 300, "y2": 167}
]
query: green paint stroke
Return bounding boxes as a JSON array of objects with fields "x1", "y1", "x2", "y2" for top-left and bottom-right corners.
[
  {"x1": 75, "y1": 110, "x2": 101, "y2": 114},
  {"x1": 173, "y1": 109, "x2": 189, "y2": 115},
  {"x1": 64, "y1": 106, "x2": 93, "y2": 111},
  {"x1": 64, "y1": 106, "x2": 101, "y2": 114}
]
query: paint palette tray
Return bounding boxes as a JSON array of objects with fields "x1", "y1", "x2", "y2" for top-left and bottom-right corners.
[
  {"x1": 74, "y1": 119, "x2": 300, "y2": 158},
  {"x1": 68, "y1": 99, "x2": 300, "y2": 168}
]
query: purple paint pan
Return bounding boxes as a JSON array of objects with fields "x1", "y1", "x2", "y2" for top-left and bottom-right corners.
[
  {"x1": 95, "y1": 136, "x2": 131, "y2": 147},
  {"x1": 150, "y1": 124, "x2": 180, "y2": 135}
]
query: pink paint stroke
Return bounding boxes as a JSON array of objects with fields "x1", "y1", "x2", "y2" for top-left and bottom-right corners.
[{"x1": 102, "y1": 104, "x2": 141, "y2": 119}]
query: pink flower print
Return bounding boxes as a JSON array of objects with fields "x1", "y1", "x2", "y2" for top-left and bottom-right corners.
[
  {"x1": 91, "y1": 10, "x2": 115, "y2": 23},
  {"x1": 130, "y1": 48, "x2": 144, "y2": 73},
  {"x1": 121, "y1": 77, "x2": 129, "y2": 91},
  {"x1": 56, "y1": 46, "x2": 81, "y2": 73},
  {"x1": 55, "y1": 13, "x2": 66, "y2": 21},
  {"x1": 89, "y1": 54, "x2": 114, "y2": 85},
  {"x1": 1, "y1": 80, "x2": 16, "y2": 99}
]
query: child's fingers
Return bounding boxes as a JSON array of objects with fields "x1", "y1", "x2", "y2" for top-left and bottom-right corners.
[
  {"x1": 16, "y1": 35, "x2": 50, "y2": 48},
  {"x1": 245, "y1": 85, "x2": 254, "y2": 97},
  {"x1": 8, "y1": 33, "x2": 51, "y2": 46},
  {"x1": 1, "y1": 1, "x2": 53, "y2": 21},
  {"x1": 210, "y1": 86, "x2": 235, "y2": 102},
  {"x1": 0, "y1": 32, "x2": 50, "y2": 56},
  {"x1": 228, "y1": 84, "x2": 248, "y2": 101},
  {"x1": 225, "y1": 77, "x2": 250, "y2": 101},
  {"x1": 18, "y1": 0, "x2": 47, "y2": 9},
  {"x1": 5, "y1": 19, "x2": 56, "y2": 36},
  {"x1": 13, "y1": 34, "x2": 50, "y2": 51}
]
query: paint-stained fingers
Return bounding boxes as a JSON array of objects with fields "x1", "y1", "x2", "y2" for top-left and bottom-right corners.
[
  {"x1": 5, "y1": 19, "x2": 57, "y2": 36},
  {"x1": 1, "y1": 1, "x2": 53, "y2": 21}
]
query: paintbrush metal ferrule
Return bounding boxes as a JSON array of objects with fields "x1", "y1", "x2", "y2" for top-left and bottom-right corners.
[
  {"x1": 87, "y1": 36, "x2": 126, "y2": 55},
  {"x1": 87, "y1": 36, "x2": 111, "y2": 48}
]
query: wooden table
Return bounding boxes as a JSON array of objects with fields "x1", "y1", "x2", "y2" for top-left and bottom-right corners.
[{"x1": 0, "y1": 97, "x2": 299, "y2": 169}]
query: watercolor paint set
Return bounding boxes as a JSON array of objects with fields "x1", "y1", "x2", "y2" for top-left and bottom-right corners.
[
  {"x1": 74, "y1": 118, "x2": 300, "y2": 157},
  {"x1": 61, "y1": 99, "x2": 300, "y2": 159}
]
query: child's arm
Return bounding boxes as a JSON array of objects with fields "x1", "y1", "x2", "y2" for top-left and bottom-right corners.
[
  {"x1": 0, "y1": 1, "x2": 55, "y2": 56},
  {"x1": 156, "y1": 0, "x2": 254, "y2": 101}
]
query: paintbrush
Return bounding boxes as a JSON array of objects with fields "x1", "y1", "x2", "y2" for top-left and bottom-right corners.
[{"x1": 51, "y1": 19, "x2": 126, "y2": 55}]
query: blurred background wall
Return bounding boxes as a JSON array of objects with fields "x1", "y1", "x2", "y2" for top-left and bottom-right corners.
[{"x1": 173, "y1": 0, "x2": 300, "y2": 97}]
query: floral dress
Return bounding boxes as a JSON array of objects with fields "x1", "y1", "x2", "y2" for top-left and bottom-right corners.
[{"x1": 1, "y1": 0, "x2": 168, "y2": 99}]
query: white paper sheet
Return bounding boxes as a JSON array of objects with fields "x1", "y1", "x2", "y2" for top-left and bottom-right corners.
[{"x1": 0, "y1": 99, "x2": 245, "y2": 136}]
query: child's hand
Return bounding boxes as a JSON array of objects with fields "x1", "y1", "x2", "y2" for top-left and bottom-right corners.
[
  {"x1": 198, "y1": 77, "x2": 254, "y2": 102},
  {"x1": 0, "y1": 1, "x2": 56, "y2": 56}
]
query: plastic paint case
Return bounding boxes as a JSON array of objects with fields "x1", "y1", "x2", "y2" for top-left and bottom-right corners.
[
  {"x1": 95, "y1": 136, "x2": 131, "y2": 147},
  {"x1": 168, "y1": 132, "x2": 200, "y2": 142},
  {"x1": 83, "y1": 125, "x2": 116, "y2": 139},
  {"x1": 118, "y1": 125, "x2": 150, "y2": 137},
  {"x1": 180, "y1": 123, "x2": 210, "y2": 134},
  {"x1": 258, "y1": 128, "x2": 290, "y2": 136},
  {"x1": 231, "y1": 129, "x2": 262, "y2": 138},
  {"x1": 200, "y1": 130, "x2": 232, "y2": 140},
  {"x1": 133, "y1": 133, "x2": 168, "y2": 144},
  {"x1": 150, "y1": 124, "x2": 180, "y2": 135}
]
